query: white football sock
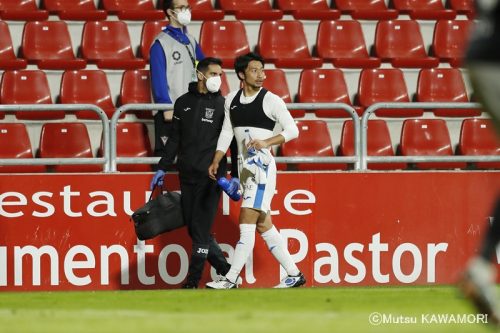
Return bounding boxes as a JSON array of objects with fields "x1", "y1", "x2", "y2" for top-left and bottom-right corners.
[
  {"x1": 225, "y1": 224, "x2": 256, "y2": 283},
  {"x1": 261, "y1": 225, "x2": 300, "y2": 276}
]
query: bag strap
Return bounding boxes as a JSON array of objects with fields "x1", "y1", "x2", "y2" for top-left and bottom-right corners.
[{"x1": 148, "y1": 181, "x2": 164, "y2": 202}]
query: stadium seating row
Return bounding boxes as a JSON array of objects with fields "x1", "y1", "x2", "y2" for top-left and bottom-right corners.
[
  {"x1": 282, "y1": 118, "x2": 499, "y2": 171},
  {"x1": 0, "y1": 0, "x2": 476, "y2": 21},
  {"x1": 0, "y1": 122, "x2": 151, "y2": 172},
  {"x1": 0, "y1": 118, "x2": 497, "y2": 173},
  {"x1": 0, "y1": 18, "x2": 473, "y2": 70},
  {"x1": 0, "y1": 67, "x2": 480, "y2": 120}
]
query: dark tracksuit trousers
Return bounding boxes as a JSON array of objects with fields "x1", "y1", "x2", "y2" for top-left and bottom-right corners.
[{"x1": 181, "y1": 177, "x2": 230, "y2": 285}]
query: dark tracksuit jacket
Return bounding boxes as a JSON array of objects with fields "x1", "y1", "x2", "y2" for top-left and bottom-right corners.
[{"x1": 158, "y1": 82, "x2": 230, "y2": 285}]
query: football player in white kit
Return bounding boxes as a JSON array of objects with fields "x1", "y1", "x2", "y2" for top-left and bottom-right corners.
[{"x1": 206, "y1": 52, "x2": 305, "y2": 289}]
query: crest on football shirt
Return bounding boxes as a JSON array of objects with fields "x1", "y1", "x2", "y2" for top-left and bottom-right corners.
[{"x1": 205, "y1": 108, "x2": 214, "y2": 119}]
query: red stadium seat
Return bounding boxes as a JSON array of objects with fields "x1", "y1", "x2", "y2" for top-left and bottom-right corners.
[
  {"x1": 60, "y1": 70, "x2": 116, "y2": 120},
  {"x1": 392, "y1": 0, "x2": 456, "y2": 20},
  {"x1": 400, "y1": 119, "x2": 466, "y2": 169},
  {"x1": 280, "y1": 120, "x2": 347, "y2": 170},
  {"x1": 316, "y1": 20, "x2": 381, "y2": 68},
  {"x1": 447, "y1": 0, "x2": 475, "y2": 18},
  {"x1": 262, "y1": 69, "x2": 292, "y2": 103},
  {"x1": 81, "y1": 21, "x2": 146, "y2": 70},
  {"x1": 199, "y1": 21, "x2": 250, "y2": 69},
  {"x1": 257, "y1": 20, "x2": 322, "y2": 69},
  {"x1": 374, "y1": 20, "x2": 439, "y2": 68},
  {"x1": 189, "y1": 0, "x2": 224, "y2": 20},
  {"x1": 432, "y1": 20, "x2": 473, "y2": 67},
  {"x1": 219, "y1": 0, "x2": 283, "y2": 20},
  {"x1": 102, "y1": 0, "x2": 165, "y2": 20},
  {"x1": 0, "y1": 70, "x2": 64, "y2": 120},
  {"x1": 139, "y1": 20, "x2": 169, "y2": 62},
  {"x1": 39, "y1": 123, "x2": 101, "y2": 173},
  {"x1": 120, "y1": 69, "x2": 153, "y2": 119},
  {"x1": 339, "y1": 120, "x2": 407, "y2": 170},
  {"x1": 275, "y1": 0, "x2": 340, "y2": 20},
  {"x1": 459, "y1": 119, "x2": 500, "y2": 169},
  {"x1": 0, "y1": 123, "x2": 46, "y2": 173},
  {"x1": 43, "y1": 0, "x2": 107, "y2": 20},
  {"x1": 298, "y1": 69, "x2": 361, "y2": 118},
  {"x1": 357, "y1": 68, "x2": 423, "y2": 117},
  {"x1": 112, "y1": 122, "x2": 153, "y2": 172},
  {"x1": 416, "y1": 68, "x2": 481, "y2": 117},
  {"x1": 21, "y1": 21, "x2": 86, "y2": 70},
  {"x1": 0, "y1": 21, "x2": 27, "y2": 70},
  {"x1": 0, "y1": 0, "x2": 48, "y2": 20},
  {"x1": 334, "y1": 0, "x2": 398, "y2": 20}
]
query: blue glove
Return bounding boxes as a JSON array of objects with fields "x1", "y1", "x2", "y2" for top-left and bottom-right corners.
[
  {"x1": 150, "y1": 170, "x2": 165, "y2": 190},
  {"x1": 217, "y1": 177, "x2": 241, "y2": 201}
]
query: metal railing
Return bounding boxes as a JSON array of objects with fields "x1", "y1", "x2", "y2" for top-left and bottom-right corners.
[
  {"x1": 282, "y1": 103, "x2": 360, "y2": 169},
  {"x1": 110, "y1": 103, "x2": 360, "y2": 172},
  {"x1": 110, "y1": 103, "x2": 171, "y2": 172},
  {"x1": 360, "y1": 102, "x2": 500, "y2": 170},
  {"x1": 1, "y1": 102, "x2": 499, "y2": 173},
  {"x1": 0, "y1": 104, "x2": 110, "y2": 172}
]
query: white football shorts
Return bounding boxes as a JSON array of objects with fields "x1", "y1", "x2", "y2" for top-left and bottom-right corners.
[{"x1": 238, "y1": 154, "x2": 276, "y2": 214}]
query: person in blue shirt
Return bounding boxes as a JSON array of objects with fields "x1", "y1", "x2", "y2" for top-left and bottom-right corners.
[{"x1": 150, "y1": 0, "x2": 204, "y2": 157}]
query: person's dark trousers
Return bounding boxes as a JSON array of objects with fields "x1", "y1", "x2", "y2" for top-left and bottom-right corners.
[
  {"x1": 480, "y1": 197, "x2": 500, "y2": 261},
  {"x1": 153, "y1": 112, "x2": 173, "y2": 158},
  {"x1": 180, "y1": 178, "x2": 230, "y2": 286}
]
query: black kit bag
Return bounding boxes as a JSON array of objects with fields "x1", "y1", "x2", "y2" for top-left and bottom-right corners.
[{"x1": 131, "y1": 185, "x2": 184, "y2": 240}]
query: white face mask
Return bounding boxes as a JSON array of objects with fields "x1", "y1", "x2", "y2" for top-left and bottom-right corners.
[
  {"x1": 174, "y1": 8, "x2": 191, "y2": 26},
  {"x1": 198, "y1": 70, "x2": 222, "y2": 93},
  {"x1": 205, "y1": 75, "x2": 222, "y2": 93}
]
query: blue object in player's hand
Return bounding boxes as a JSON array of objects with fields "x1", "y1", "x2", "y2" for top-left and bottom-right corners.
[
  {"x1": 218, "y1": 177, "x2": 241, "y2": 201},
  {"x1": 150, "y1": 170, "x2": 166, "y2": 190}
]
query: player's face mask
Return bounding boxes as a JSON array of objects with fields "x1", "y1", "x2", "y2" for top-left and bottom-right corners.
[
  {"x1": 174, "y1": 8, "x2": 191, "y2": 26},
  {"x1": 198, "y1": 71, "x2": 222, "y2": 93}
]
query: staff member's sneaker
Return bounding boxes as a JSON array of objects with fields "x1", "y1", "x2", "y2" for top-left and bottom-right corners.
[
  {"x1": 206, "y1": 276, "x2": 243, "y2": 289},
  {"x1": 274, "y1": 272, "x2": 306, "y2": 288}
]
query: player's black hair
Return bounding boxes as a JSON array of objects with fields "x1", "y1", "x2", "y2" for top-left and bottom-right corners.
[
  {"x1": 163, "y1": 0, "x2": 174, "y2": 10},
  {"x1": 197, "y1": 57, "x2": 223, "y2": 74},
  {"x1": 234, "y1": 52, "x2": 265, "y2": 81}
]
